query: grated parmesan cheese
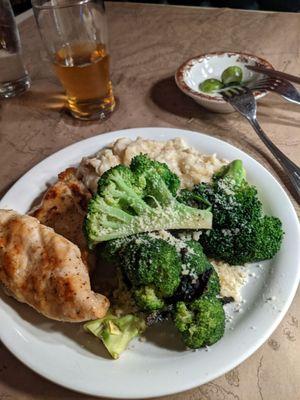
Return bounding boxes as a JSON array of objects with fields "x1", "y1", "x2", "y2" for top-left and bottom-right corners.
[{"x1": 211, "y1": 260, "x2": 248, "y2": 302}]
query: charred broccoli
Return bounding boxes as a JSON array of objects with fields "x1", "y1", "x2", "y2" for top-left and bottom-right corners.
[
  {"x1": 171, "y1": 239, "x2": 215, "y2": 302},
  {"x1": 101, "y1": 232, "x2": 220, "y2": 312},
  {"x1": 84, "y1": 155, "x2": 212, "y2": 247},
  {"x1": 96, "y1": 232, "x2": 225, "y2": 349}
]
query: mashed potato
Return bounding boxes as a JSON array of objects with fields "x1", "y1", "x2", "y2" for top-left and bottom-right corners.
[{"x1": 77, "y1": 137, "x2": 227, "y2": 193}]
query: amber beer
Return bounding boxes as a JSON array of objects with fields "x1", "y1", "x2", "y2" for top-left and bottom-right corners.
[{"x1": 53, "y1": 42, "x2": 115, "y2": 119}]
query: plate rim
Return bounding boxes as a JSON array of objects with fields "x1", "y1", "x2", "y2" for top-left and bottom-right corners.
[{"x1": 0, "y1": 126, "x2": 299, "y2": 399}]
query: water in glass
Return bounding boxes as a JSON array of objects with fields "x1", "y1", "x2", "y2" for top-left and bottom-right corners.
[{"x1": 0, "y1": 0, "x2": 30, "y2": 98}]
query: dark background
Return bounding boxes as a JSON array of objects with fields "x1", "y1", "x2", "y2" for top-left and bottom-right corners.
[{"x1": 11, "y1": 0, "x2": 300, "y2": 15}]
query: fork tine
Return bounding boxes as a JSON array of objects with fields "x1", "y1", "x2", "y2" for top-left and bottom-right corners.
[
  {"x1": 225, "y1": 88, "x2": 237, "y2": 96},
  {"x1": 258, "y1": 77, "x2": 281, "y2": 83},
  {"x1": 222, "y1": 86, "x2": 244, "y2": 101},
  {"x1": 221, "y1": 91, "x2": 231, "y2": 100},
  {"x1": 253, "y1": 79, "x2": 283, "y2": 87},
  {"x1": 251, "y1": 77, "x2": 283, "y2": 87},
  {"x1": 252, "y1": 80, "x2": 270, "y2": 87},
  {"x1": 222, "y1": 88, "x2": 237, "y2": 100},
  {"x1": 221, "y1": 83, "x2": 258, "y2": 118},
  {"x1": 251, "y1": 82, "x2": 280, "y2": 90},
  {"x1": 229, "y1": 86, "x2": 248, "y2": 96},
  {"x1": 248, "y1": 76, "x2": 281, "y2": 91},
  {"x1": 230, "y1": 86, "x2": 243, "y2": 95},
  {"x1": 237, "y1": 86, "x2": 248, "y2": 94},
  {"x1": 247, "y1": 75, "x2": 300, "y2": 104},
  {"x1": 251, "y1": 85, "x2": 269, "y2": 90}
]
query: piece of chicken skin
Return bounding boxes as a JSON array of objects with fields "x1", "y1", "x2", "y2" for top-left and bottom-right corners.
[
  {"x1": 30, "y1": 168, "x2": 93, "y2": 270},
  {"x1": 0, "y1": 210, "x2": 109, "y2": 322}
]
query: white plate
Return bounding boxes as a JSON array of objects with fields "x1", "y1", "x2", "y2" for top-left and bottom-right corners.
[{"x1": 0, "y1": 127, "x2": 299, "y2": 399}]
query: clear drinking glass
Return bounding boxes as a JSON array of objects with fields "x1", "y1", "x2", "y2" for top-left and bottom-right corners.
[
  {"x1": 0, "y1": 0, "x2": 31, "y2": 98},
  {"x1": 31, "y1": 0, "x2": 115, "y2": 120}
]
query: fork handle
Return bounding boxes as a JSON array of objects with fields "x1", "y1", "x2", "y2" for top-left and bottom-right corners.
[{"x1": 248, "y1": 117, "x2": 300, "y2": 201}]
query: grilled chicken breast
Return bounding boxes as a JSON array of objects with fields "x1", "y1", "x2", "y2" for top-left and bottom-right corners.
[
  {"x1": 0, "y1": 210, "x2": 109, "y2": 322},
  {"x1": 30, "y1": 168, "x2": 93, "y2": 269}
]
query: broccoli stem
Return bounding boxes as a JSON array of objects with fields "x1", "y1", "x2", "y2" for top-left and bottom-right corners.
[
  {"x1": 213, "y1": 159, "x2": 245, "y2": 185},
  {"x1": 107, "y1": 174, "x2": 151, "y2": 215},
  {"x1": 97, "y1": 198, "x2": 134, "y2": 223},
  {"x1": 89, "y1": 203, "x2": 212, "y2": 243}
]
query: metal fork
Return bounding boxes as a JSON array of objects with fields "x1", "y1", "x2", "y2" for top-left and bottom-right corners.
[
  {"x1": 222, "y1": 86, "x2": 300, "y2": 202},
  {"x1": 246, "y1": 64, "x2": 300, "y2": 85},
  {"x1": 247, "y1": 77, "x2": 300, "y2": 105}
]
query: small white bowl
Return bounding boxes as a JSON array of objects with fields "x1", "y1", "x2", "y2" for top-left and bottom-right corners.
[{"x1": 175, "y1": 51, "x2": 274, "y2": 113}]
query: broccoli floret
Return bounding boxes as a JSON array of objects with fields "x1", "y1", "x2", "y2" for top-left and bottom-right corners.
[
  {"x1": 131, "y1": 155, "x2": 180, "y2": 196},
  {"x1": 102, "y1": 233, "x2": 220, "y2": 309},
  {"x1": 171, "y1": 240, "x2": 214, "y2": 302},
  {"x1": 176, "y1": 189, "x2": 211, "y2": 209},
  {"x1": 98, "y1": 233, "x2": 182, "y2": 312},
  {"x1": 122, "y1": 234, "x2": 181, "y2": 298},
  {"x1": 181, "y1": 240, "x2": 212, "y2": 275},
  {"x1": 84, "y1": 314, "x2": 145, "y2": 359},
  {"x1": 174, "y1": 296, "x2": 225, "y2": 349},
  {"x1": 178, "y1": 160, "x2": 284, "y2": 265},
  {"x1": 98, "y1": 236, "x2": 133, "y2": 264},
  {"x1": 84, "y1": 155, "x2": 212, "y2": 247},
  {"x1": 133, "y1": 286, "x2": 165, "y2": 311},
  {"x1": 204, "y1": 270, "x2": 221, "y2": 297},
  {"x1": 212, "y1": 159, "x2": 246, "y2": 186},
  {"x1": 172, "y1": 265, "x2": 220, "y2": 303},
  {"x1": 253, "y1": 216, "x2": 284, "y2": 261}
]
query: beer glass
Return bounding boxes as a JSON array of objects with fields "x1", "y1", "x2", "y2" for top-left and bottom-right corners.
[{"x1": 32, "y1": 0, "x2": 115, "y2": 120}]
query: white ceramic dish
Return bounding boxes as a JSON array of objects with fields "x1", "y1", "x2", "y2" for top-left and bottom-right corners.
[
  {"x1": 0, "y1": 127, "x2": 299, "y2": 399},
  {"x1": 175, "y1": 52, "x2": 274, "y2": 113}
]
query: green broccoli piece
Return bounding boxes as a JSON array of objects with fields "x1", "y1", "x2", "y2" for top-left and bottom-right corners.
[
  {"x1": 84, "y1": 314, "x2": 145, "y2": 359},
  {"x1": 84, "y1": 155, "x2": 212, "y2": 247},
  {"x1": 212, "y1": 159, "x2": 246, "y2": 186},
  {"x1": 176, "y1": 189, "x2": 211, "y2": 209},
  {"x1": 133, "y1": 286, "x2": 165, "y2": 311},
  {"x1": 253, "y1": 215, "x2": 284, "y2": 261},
  {"x1": 174, "y1": 296, "x2": 225, "y2": 349},
  {"x1": 97, "y1": 233, "x2": 181, "y2": 312},
  {"x1": 172, "y1": 240, "x2": 224, "y2": 349},
  {"x1": 178, "y1": 160, "x2": 284, "y2": 265},
  {"x1": 171, "y1": 239, "x2": 215, "y2": 302},
  {"x1": 204, "y1": 270, "x2": 221, "y2": 297},
  {"x1": 181, "y1": 239, "x2": 212, "y2": 275},
  {"x1": 101, "y1": 232, "x2": 220, "y2": 310},
  {"x1": 122, "y1": 234, "x2": 181, "y2": 298},
  {"x1": 131, "y1": 156, "x2": 180, "y2": 196},
  {"x1": 98, "y1": 235, "x2": 133, "y2": 264}
]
